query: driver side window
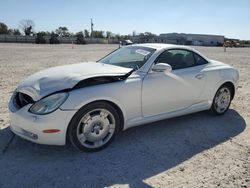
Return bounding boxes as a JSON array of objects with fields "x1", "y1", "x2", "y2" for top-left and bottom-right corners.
[{"x1": 155, "y1": 49, "x2": 196, "y2": 70}]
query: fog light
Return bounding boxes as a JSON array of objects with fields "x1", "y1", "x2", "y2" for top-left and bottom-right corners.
[{"x1": 22, "y1": 129, "x2": 38, "y2": 140}]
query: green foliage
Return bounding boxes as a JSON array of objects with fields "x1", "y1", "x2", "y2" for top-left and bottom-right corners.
[
  {"x1": 0, "y1": 22, "x2": 8, "y2": 34},
  {"x1": 38, "y1": 31, "x2": 51, "y2": 36},
  {"x1": 106, "y1": 31, "x2": 112, "y2": 38},
  {"x1": 138, "y1": 32, "x2": 156, "y2": 37},
  {"x1": 240, "y1": 40, "x2": 250, "y2": 45},
  {"x1": 0, "y1": 23, "x2": 21, "y2": 35},
  {"x1": 50, "y1": 32, "x2": 60, "y2": 44},
  {"x1": 91, "y1": 30, "x2": 104, "y2": 38},
  {"x1": 7, "y1": 29, "x2": 14, "y2": 34},
  {"x1": 119, "y1": 34, "x2": 132, "y2": 40},
  {"x1": 115, "y1": 34, "x2": 121, "y2": 40},
  {"x1": 144, "y1": 32, "x2": 156, "y2": 36},
  {"x1": 56, "y1": 27, "x2": 71, "y2": 37},
  {"x1": 35, "y1": 32, "x2": 46, "y2": 44},
  {"x1": 75, "y1": 31, "x2": 86, "y2": 44},
  {"x1": 25, "y1": 26, "x2": 32, "y2": 36},
  {"x1": 84, "y1": 29, "x2": 90, "y2": 38},
  {"x1": 13, "y1": 29, "x2": 21, "y2": 35}
]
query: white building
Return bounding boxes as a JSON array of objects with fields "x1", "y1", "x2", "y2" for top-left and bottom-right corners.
[
  {"x1": 159, "y1": 33, "x2": 225, "y2": 46},
  {"x1": 132, "y1": 33, "x2": 225, "y2": 46}
]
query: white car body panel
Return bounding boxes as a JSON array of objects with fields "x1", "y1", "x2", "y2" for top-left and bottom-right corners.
[
  {"x1": 142, "y1": 64, "x2": 207, "y2": 116},
  {"x1": 9, "y1": 102, "x2": 77, "y2": 145},
  {"x1": 9, "y1": 43, "x2": 239, "y2": 145},
  {"x1": 17, "y1": 62, "x2": 132, "y2": 101},
  {"x1": 60, "y1": 72, "x2": 143, "y2": 128}
]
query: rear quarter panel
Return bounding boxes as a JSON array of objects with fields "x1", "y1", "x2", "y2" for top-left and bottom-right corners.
[{"x1": 203, "y1": 64, "x2": 239, "y2": 105}]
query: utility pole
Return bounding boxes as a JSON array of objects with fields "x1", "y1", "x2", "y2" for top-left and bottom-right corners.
[{"x1": 91, "y1": 18, "x2": 94, "y2": 38}]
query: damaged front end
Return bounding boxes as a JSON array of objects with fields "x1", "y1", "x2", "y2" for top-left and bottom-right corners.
[
  {"x1": 9, "y1": 69, "x2": 133, "y2": 113},
  {"x1": 9, "y1": 91, "x2": 34, "y2": 112},
  {"x1": 73, "y1": 69, "x2": 133, "y2": 89}
]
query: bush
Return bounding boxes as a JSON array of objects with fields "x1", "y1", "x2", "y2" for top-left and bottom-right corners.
[
  {"x1": 76, "y1": 32, "x2": 86, "y2": 44},
  {"x1": 0, "y1": 22, "x2": 8, "y2": 34},
  {"x1": 50, "y1": 32, "x2": 60, "y2": 44},
  {"x1": 35, "y1": 33, "x2": 46, "y2": 44}
]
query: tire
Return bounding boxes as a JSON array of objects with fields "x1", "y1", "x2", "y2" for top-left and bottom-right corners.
[
  {"x1": 67, "y1": 102, "x2": 121, "y2": 152},
  {"x1": 210, "y1": 85, "x2": 232, "y2": 115}
]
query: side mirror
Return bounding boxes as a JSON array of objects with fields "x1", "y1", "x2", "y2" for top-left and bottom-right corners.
[{"x1": 152, "y1": 63, "x2": 172, "y2": 73}]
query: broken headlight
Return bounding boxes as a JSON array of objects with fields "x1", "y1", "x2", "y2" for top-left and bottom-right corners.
[{"x1": 29, "y1": 92, "x2": 69, "y2": 115}]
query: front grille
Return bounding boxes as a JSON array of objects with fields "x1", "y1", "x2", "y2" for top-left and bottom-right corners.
[{"x1": 15, "y1": 92, "x2": 34, "y2": 109}]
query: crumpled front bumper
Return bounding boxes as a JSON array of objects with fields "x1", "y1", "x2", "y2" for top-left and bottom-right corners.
[{"x1": 9, "y1": 100, "x2": 77, "y2": 146}]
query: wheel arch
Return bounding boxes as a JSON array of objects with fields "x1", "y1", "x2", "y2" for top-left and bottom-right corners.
[
  {"x1": 218, "y1": 81, "x2": 235, "y2": 100},
  {"x1": 94, "y1": 100, "x2": 125, "y2": 131},
  {"x1": 66, "y1": 99, "x2": 125, "y2": 142}
]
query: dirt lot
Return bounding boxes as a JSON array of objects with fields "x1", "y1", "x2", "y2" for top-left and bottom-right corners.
[{"x1": 0, "y1": 43, "x2": 249, "y2": 188}]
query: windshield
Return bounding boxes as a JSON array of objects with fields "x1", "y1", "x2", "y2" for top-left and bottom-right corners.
[{"x1": 98, "y1": 46, "x2": 156, "y2": 70}]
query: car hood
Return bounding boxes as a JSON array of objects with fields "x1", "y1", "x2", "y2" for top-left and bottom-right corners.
[{"x1": 16, "y1": 62, "x2": 132, "y2": 101}]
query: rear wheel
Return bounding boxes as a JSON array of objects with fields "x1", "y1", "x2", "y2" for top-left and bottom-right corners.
[
  {"x1": 68, "y1": 102, "x2": 121, "y2": 152},
  {"x1": 210, "y1": 85, "x2": 232, "y2": 115}
]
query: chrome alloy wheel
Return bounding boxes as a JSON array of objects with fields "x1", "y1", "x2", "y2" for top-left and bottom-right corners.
[
  {"x1": 76, "y1": 108, "x2": 116, "y2": 149},
  {"x1": 214, "y1": 87, "x2": 231, "y2": 113}
]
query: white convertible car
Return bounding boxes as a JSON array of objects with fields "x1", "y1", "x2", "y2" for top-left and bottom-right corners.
[{"x1": 9, "y1": 43, "x2": 239, "y2": 152}]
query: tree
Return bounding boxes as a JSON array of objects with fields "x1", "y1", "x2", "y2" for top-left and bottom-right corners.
[
  {"x1": 106, "y1": 31, "x2": 113, "y2": 39},
  {"x1": 55, "y1": 27, "x2": 71, "y2": 37},
  {"x1": 38, "y1": 31, "x2": 51, "y2": 36},
  {"x1": 75, "y1": 31, "x2": 86, "y2": 44},
  {"x1": 91, "y1": 30, "x2": 104, "y2": 38},
  {"x1": 0, "y1": 22, "x2": 8, "y2": 34},
  {"x1": 84, "y1": 29, "x2": 90, "y2": 38},
  {"x1": 144, "y1": 32, "x2": 156, "y2": 36},
  {"x1": 13, "y1": 29, "x2": 21, "y2": 35},
  {"x1": 120, "y1": 34, "x2": 131, "y2": 40},
  {"x1": 7, "y1": 28, "x2": 13, "y2": 34},
  {"x1": 35, "y1": 32, "x2": 46, "y2": 44},
  {"x1": 139, "y1": 33, "x2": 145, "y2": 37},
  {"x1": 115, "y1": 33, "x2": 121, "y2": 40},
  {"x1": 50, "y1": 32, "x2": 60, "y2": 44},
  {"x1": 19, "y1": 19, "x2": 35, "y2": 36}
]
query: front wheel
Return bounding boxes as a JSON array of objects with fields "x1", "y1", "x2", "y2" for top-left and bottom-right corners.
[
  {"x1": 68, "y1": 102, "x2": 121, "y2": 152},
  {"x1": 210, "y1": 85, "x2": 232, "y2": 115}
]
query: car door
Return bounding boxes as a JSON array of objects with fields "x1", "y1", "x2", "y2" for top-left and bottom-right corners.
[{"x1": 142, "y1": 49, "x2": 207, "y2": 117}]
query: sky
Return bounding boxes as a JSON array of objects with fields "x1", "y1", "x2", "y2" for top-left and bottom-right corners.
[{"x1": 1, "y1": 0, "x2": 250, "y2": 39}]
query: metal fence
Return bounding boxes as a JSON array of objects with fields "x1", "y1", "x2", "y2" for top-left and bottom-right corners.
[{"x1": 0, "y1": 34, "x2": 119, "y2": 44}]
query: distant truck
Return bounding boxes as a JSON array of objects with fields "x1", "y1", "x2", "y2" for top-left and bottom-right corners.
[
  {"x1": 224, "y1": 40, "x2": 238, "y2": 47},
  {"x1": 120, "y1": 39, "x2": 133, "y2": 46}
]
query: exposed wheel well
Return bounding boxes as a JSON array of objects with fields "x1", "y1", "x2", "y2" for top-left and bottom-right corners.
[{"x1": 220, "y1": 81, "x2": 235, "y2": 100}]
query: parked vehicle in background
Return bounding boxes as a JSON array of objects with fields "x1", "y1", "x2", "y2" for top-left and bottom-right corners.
[{"x1": 120, "y1": 39, "x2": 133, "y2": 46}]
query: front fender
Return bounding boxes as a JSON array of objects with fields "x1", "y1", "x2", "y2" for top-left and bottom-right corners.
[{"x1": 60, "y1": 78, "x2": 142, "y2": 129}]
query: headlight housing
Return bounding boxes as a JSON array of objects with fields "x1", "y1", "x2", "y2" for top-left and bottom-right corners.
[{"x1": 29, "y1": 92, "x2": 69, "y2": 115}]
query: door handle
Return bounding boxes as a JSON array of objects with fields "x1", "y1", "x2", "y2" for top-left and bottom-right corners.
[{"x1": 195, "y1": 73, "x2": 204, "y2": 79}]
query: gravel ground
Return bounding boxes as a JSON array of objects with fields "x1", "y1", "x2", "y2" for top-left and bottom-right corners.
[{"x1": 0, "y1": 43, "x2": 249, "y2": 188}]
